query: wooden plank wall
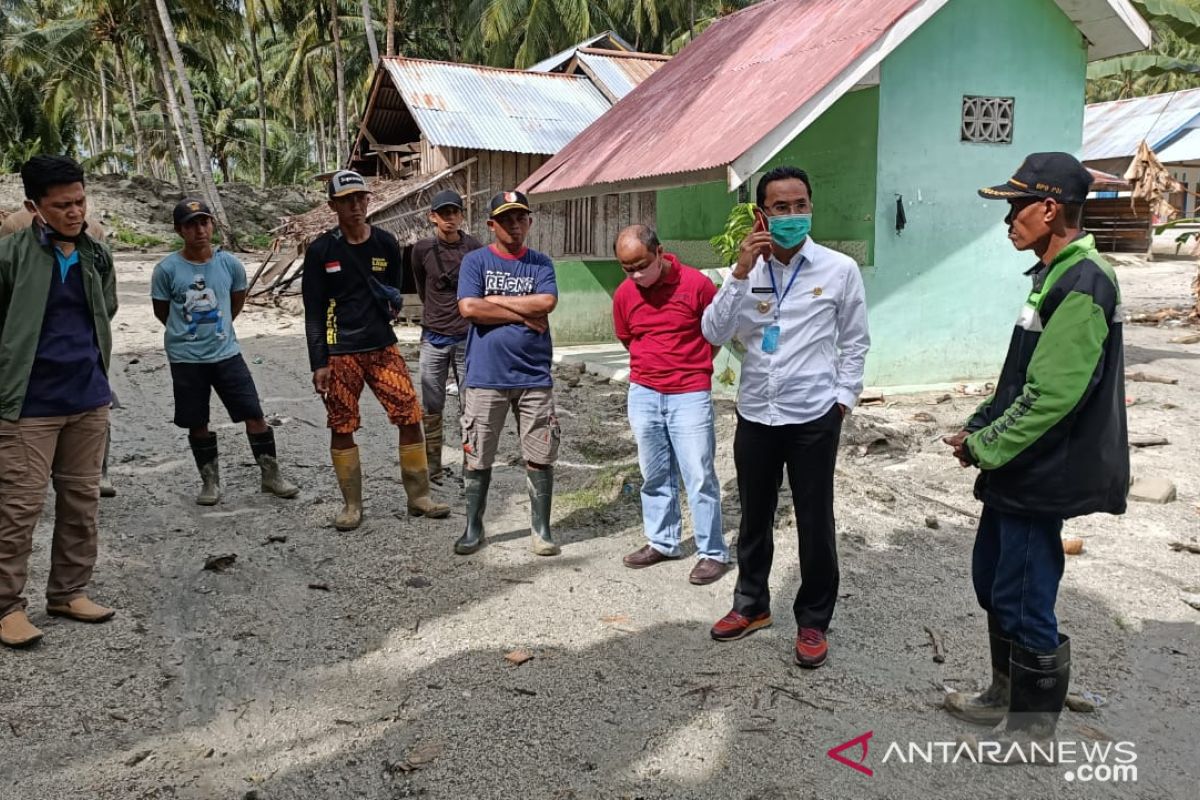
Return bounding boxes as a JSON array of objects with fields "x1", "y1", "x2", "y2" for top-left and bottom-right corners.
[
  {"x1": 418, "y1": 148, "x2": 657, "y2": 259},
  {"x1": 1084, "y1": 197, "x2": 1152, "y2": 253}
]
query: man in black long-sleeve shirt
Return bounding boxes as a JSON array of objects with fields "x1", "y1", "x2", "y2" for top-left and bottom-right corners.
[
  {"x1": 409, "y1": 190, "x2": 481, "y2": 482},
  {"x1": 301, "y1": 170, "x2": 449, "y2": 529}
]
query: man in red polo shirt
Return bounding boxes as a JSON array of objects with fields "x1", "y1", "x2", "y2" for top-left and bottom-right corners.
[{"x1": 613, "y1": 224, "x2": 728, "y2": 585}]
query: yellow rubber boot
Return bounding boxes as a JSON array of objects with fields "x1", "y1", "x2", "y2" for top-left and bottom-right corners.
[
  {"x1": 399, "y1": 444, "x2": 450, "y2": 519},
  {"x1": 331, "y1": 447, "x2": 363, "y2": 530}
]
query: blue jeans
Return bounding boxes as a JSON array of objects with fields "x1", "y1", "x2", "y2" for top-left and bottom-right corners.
[
  {"x1": 627, "y1": 384, "x2": 727, "y2": 562},
  {"x1": 972, "y1": 505, "x2": 1065, "y2": 652}
]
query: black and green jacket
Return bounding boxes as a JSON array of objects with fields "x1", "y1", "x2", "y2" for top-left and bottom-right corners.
[{"x1": 963, "y1": 234, "x2": 1128, "y2": 518}]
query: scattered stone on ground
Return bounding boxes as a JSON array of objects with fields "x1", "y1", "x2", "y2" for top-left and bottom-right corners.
[{"x1": 1129, "y1": 477, "x2": 1178, "y2": 504}]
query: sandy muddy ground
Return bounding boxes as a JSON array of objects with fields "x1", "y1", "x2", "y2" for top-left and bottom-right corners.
[{"x1": 2, "y1": 254, "x2": 1198, "y2": 800}]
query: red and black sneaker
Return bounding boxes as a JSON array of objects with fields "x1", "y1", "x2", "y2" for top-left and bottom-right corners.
[
  {"x1": 710, "y1": 609, "x2": 772, "y2": 641},
  {"x1": 794, "y1": 627, "x2": 828, "y2": 668}
]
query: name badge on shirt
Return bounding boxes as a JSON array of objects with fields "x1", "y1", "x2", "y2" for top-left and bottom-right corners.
[
  {"x1": 371, "y1": 257, "x2": 387, "y2": 272},
  {"x1": 762, "y1": 324, "x2": 780, "y2": 353}
]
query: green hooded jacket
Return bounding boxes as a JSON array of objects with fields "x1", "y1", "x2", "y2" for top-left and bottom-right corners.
[{"x1": 0, "y1": 224, "x2": 117, "y2": 422}]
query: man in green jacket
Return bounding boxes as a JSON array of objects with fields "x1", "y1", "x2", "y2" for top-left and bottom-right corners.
[
  {"x1": 0, "y1": 207, "x2": 118, "y2": 499},
  {"x1": 0, "y1": 155, "x2": 119, "y2": 649},
  {"x1": 943, "y1": 153, "x2": 1128, "y2": 759}
]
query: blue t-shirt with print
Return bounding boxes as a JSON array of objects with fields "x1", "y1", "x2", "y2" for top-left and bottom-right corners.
[
  {"x1": 458, "y1": 244, "x2": 557, "y2": 389},
  {"x1": 151, "y1": 250, "x2": 247, "y2": 364}
]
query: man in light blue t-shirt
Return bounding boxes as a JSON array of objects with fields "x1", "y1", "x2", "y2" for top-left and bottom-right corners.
[{"x1": 151, "y1": 198, "x2": 298, "y2": 506}]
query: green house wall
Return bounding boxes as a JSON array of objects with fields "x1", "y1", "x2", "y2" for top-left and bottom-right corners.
[
  {"x1": 656, "y1": 87, "x2": 880, "y2": 268},
  {"x1": 549, "y1": 258, "x2": 624, "y2": 345},
  {"x1": 551, "y1": 0, "x2": 1089, "y2": 384},
  {"x1": 867, "y1": 0, "x2": 1087, "y2": 386}
]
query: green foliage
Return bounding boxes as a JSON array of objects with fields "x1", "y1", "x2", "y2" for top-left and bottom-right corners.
[
  {"x1": 709, "y1": 201, "x2": 756, "y2": 266},
  {"x1": 1154, "y1": 215, "x2": 1200, "y2": 252},
  {"x1": 1087, "y1": 0, "x2": 1200, "y2": 102},
  {"x1": 109, "y1": 214, "x2": 169, "y2": 247},
  {"x1": 1, "y1": 1, "x2": 753, "y2": 179}
]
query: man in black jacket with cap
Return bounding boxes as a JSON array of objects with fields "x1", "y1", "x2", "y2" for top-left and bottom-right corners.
[{"x1": 943, "y1": 152, "x2": 1128, "y2": 761}]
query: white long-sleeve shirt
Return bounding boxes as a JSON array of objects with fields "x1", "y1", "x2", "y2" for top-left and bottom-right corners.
[{"x1": 701, "y1": 237, "x2": 870, "y2": 426}]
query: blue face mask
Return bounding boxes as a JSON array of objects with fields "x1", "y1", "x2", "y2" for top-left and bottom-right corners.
[{"x1": 768, "y1": 213, "x2": 812, "y2": 248}]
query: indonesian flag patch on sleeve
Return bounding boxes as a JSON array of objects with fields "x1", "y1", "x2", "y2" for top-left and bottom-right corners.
[{"x1": 324, "y1": 261, "x2": 341, "y2": 273}]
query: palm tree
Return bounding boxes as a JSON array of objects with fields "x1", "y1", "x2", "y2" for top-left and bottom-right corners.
[
  {"x1": 151, "y1": 0, "x2": 233, "y2": 235},
  {"x1": 330, "y1": 0, "x2": 349, "y2": 166}
]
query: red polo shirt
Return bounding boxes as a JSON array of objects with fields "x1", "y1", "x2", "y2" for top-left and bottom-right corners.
[{"x1": 612, "y1": 253, "x2": 718, "y2": 394}]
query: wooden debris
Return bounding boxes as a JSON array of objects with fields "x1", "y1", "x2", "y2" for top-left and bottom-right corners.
[
  {"x1": 1126, "y1": 371, "x2": 1178, "y2": 385},
  {"x1": 1170, "y1": 333, "x2": 1200, "y2": 344},
  {"x1": 1169, "y1": 542, "x2": 1200, "y2": 555},
  {"x1": 923, "y1": 626, "x2": 946, "y2": 663},
  {"x1": 1066, "y1": 694, "x2": 1098, "y2": 713},
  {"x1": 386, "y1": 741, "x2": 443, "y2": 773},
  {"x1": 504, "y1": 649, "x2": 533, "y2": 666},
  {"x1": 1062, "y1": 537, "x2": 1085, "y2": 556},
  {"x1": 307, "y1": 582, "x2": 331, "y2": 591},
  {"x1": 124, "y1": 749, "x2": 153, "y2": 767},
  {"x1": 768, "y1": 684, "x2": 834, "y2": 712},
  {"x1": 202, "y1": 554, "x2": 237, "y2": 573},
  {"x1": 1129, "y1": 433, "x2": 1169, "y2": 448}
]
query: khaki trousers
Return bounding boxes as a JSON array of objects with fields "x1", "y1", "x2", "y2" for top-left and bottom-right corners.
[{"x1": 0, "y1": 406, "x2": 109, "y2": 618}]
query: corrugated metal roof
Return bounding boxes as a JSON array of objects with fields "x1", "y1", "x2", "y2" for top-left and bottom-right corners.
[
  {"x1": 1083, "y1": 88, "x2": 1200, "y2": 161},
  {"x1": 381, "y1": 58, "x2": 612, "y2": 156},
  {"x1": 574, "y1": 50, "x2": 670, "y2": 101},
  {"x1": 1154, "y1": 128, "x2": 1200, "y2": 164},
  {"x1": 527, "y1": 31, "x2": 634, "y2": 73},
  {"x1": 521, "y1": 0, "x2": 925, "y2": 197}
]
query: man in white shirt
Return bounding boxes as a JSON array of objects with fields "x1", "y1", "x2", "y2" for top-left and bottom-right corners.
[{"x1": 702, "y1": 166, "x2": 870, "y2": 669}]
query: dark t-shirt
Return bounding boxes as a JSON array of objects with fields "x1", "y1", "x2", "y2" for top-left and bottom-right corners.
[
  {"x1": 301, "y1": 226, "x2": 403, "y2": 371},
  {"x1": 410, "y1": 233, "x2": 482, "y2": 337},
  {"x1": 458, "y1": 245, "x2": 557, "y2": 390},
  {"x1": 22, "y1": 249, "x2": 110, "y2": 417}
]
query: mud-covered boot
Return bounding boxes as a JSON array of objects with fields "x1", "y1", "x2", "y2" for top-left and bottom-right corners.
[
  {"x1": 424, "y1": 413, "x2": 445, "y2": 484},
  {"x1": 945, "y1": 615, "x2": 1011, "y2": 726},
  {"x1": 979, "y1": 636, "x2": 1071, "y2": 766},
  {"x1": 454, "y1": 468, "x2": 491, "y2": 555},
  {"x1": 400, "y1": 443, "x2": 451, "y2": 518},
  {"x1": 527, "y1": 467, "x2": 559, "y2": 556},
  {"x1": 99, "y1": 424, "x2": 116, "y2": 498},
  {"x1": 189, "y1": 433, "x2": 221, "y2": 506},
  {"x1": 248, "y1": 429, "x2": 299, "y2": 498},
  {"x1": 331, "y1": 447, "x2": 363, "y2": 530}
]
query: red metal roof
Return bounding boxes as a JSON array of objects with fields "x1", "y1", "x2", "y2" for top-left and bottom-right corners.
[{"x1": 520, "y1": 0, "x2": 923, "y2": 197}]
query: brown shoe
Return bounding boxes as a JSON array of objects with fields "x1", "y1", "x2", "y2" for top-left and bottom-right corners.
[
  {"x1": 0, "y1": 610, "x2": 43, "y2": 648},
  {"x1": 622, "y1": 544, "x2": 680, "y2": 569},
  {"x1": 688, "y1": 559, "x2": 729, "y2": 585},
  {"x1": 46, "y1": 596, "x2": 115, "y2": 623}
]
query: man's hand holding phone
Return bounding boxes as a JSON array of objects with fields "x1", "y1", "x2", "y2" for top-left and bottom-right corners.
[{"x1": 734, "y1": 208, "x2": 773, "y2": 280}]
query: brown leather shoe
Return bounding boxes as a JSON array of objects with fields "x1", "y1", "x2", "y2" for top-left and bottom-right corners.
[
  {"x1": 688, "y1": 559, "x2": 729, "y2": 585},
  {"x1": 46, "y1": 596, "x2": 115, "y2": 623},
  {"x1": 622, "y1": 544, "x2": 680, "y2": 569},
  {"x1": 0, "y1": 610, "x2": 43, "y2": 648}
]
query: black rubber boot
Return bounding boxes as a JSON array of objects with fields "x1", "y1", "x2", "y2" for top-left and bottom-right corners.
[
  {"x1": 248, "y1": 428, "x2": 299, "y2": 498},
  {"x1": 1006, "y1": 635, "x2": 1070, "y2": 738},
  {"x1": 944, "y1": 615, "x2": 1011, "y2": 725},
  {"x1": 188, "y1": 433, "x2": 221, "y2": 506},
  {"x1": 454, "y1": 468, "x2": 491, "y2": 555},
  {"x1": 527, "y1": 467, "x2": 559, "y2": 556}
]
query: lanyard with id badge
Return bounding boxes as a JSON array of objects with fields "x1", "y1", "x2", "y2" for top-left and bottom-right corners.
[{"x1": 762, "y1": 258, "x2": 802, "y2": 353}]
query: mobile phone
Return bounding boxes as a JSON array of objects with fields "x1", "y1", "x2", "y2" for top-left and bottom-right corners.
[{"x1": 752, "y1": 207, "x2": 768, "y2": 234}]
